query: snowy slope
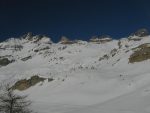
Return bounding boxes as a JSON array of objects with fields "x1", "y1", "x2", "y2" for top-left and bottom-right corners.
[{"x1": 0, "y1": 34, "x2": 150, "y2": 113}]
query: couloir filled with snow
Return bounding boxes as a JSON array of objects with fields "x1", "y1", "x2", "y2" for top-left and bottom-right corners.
[{"x1": 0, "y1": 34, "x2": 150, "y2": 113}]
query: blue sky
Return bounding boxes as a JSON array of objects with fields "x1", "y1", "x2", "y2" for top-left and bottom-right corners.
[{"x1": 0, "y1": 0, "x2": 150, "y2": 42}]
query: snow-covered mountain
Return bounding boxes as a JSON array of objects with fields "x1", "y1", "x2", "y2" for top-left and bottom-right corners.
[{"x1": 0, "y1": 30, "x2": 150, "y2": 113}]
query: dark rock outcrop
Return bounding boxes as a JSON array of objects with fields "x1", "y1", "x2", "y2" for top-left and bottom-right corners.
[
  {"x1": 133, "y1": 28, "x2": 149, "y2": 37},
  {"x1": 23, "y1": 33, "x2": 52, "y2": 44},
  {"x1": 12, "y1": 76, "x2": 47, "y2": 91},
  {"x1": 22, "y1": 32, "x2": 33, "y2": 40},
  {"x1": 21, "y1": 56, "x2": 32, "y2": 61},
  {"x1": 99, "y1": 54, "x2": 109, "y2": 61},
  {"x1": 60, "y1": 36, "x2": 74, "y2": 44},
  {"x1": 0, "y1": 58, "x2": 14, "y2": 66},
  {"x1": 129, "y1": 29, "x2": 149, "y2": 41},
  {"x1": 90, "y1": 35, "x2": 112, "y2": 44},
  {"x1": 129, "y1": 43, "x2": 150, "y2": 63}
]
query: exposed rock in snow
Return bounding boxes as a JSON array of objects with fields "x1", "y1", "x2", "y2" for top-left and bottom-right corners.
[
  {"x1": 133, "y1": 28, "x2": 149, "y2": 37},
  {"x1": 129, "y1": 28, "x2": 149, "y2": 41},
  {"x1": 90, "y1": 35, "x2": 112, "y2": 43},
  {"x1": 59, "y1": 36, "x2": 75, "y2": 44},
  {"x1": 12, "y1": 75, "x2": 48, "y2": 91},
  {"x1": 129, "y1": 43, "x2": 150, "y2": 63}
]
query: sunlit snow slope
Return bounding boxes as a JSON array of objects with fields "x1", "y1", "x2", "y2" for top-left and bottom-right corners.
[{"x1": 0, "y1": 33, "x2": 150, "y2": 113}]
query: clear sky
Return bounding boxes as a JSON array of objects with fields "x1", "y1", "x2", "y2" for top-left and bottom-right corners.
[{"x1": 0, "y1": 0, "x2": 150, "y2": 42}]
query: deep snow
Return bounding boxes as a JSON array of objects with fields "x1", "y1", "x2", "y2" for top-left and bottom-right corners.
[{"x1": 0, "y1": 35, "x2": 150, "y2": 113}]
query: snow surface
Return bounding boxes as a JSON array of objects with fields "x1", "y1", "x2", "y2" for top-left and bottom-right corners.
[{"x1": 0, "y1": 35, "x2": 150, "y2": 113}]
